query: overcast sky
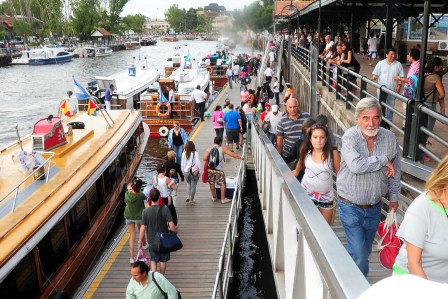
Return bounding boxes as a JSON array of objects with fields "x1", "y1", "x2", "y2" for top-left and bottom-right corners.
[{"x1": 121, "y1": 0, "x2": 254, "y2": 18}]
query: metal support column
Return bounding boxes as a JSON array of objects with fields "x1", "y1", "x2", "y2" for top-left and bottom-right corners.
[
  {"x1": 385, "y1": 3, "x2": 394, "y2": 51},
  {"x1": 310, "y1": 45, "x2": 318, "y2": 118}
]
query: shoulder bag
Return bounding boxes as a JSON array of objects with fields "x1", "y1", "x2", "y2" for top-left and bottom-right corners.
[
  {"x1": 190, "y1": 152, "x2": 200, "y2": 177},
  {"x1": 152, "y1": 206, "x2": 183, "y2": 253},
  {"x1": 262, "y1": 120, "x2": 271, "y2": 133},
  {"x1": 152, "y1": 272, "x2": 182, "y2": 299}
]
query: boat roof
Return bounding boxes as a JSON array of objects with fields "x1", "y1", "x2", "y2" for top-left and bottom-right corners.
[
  {"x1": 0, "y1": 110, "x2": 142, "y2": 268},
  {"x1": 95, "y1": 67, "x2": 160, "y2": 97}
]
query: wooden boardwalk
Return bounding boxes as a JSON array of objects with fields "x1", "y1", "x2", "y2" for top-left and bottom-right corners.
[{"x1": 76, "y1": 82, "x2": 248, "y2": 298}]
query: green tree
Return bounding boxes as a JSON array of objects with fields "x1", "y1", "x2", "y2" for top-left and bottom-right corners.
[
  {"x1": 122, "y1": 14, "x2": 146, "y2": 33},
  {"x1": 104, "y1": 0, "x2": 129, "y2": 33},
  {"x1": 71, "y1": 0, "x2": 99, "y2": 41},
  {"x1": 231, "y1": 1, "x2": 274, "y2": 33},
  {"x1": 165, "y1": 5, "x2": 186, "y2": 33}
]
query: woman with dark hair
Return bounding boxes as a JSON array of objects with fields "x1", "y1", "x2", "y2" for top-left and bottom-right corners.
[
  {"x1": 247, "y1": 89, "x2": 255, "y2": 107},
  {"x1": 152, "y1": 164, "x2": 178, "y2": 225},
  {"x1": 339, "y1": 41, "x2": 360, "y2": 101},
  {"x1": 293, "y1": 124, "x2": 340, "y2": 223},
  {"x1": 124, "y1": 178, "x2": 147, "y2": 263},
  {"x1": 421, "y1": 56, "x2": 446, "y2": 161},
  {"x1": 181, "y1": 141, "x2": 202, "y2": 204},
  {"x1": 212, "y1": 105, "x2": 225, "y2": 138}
]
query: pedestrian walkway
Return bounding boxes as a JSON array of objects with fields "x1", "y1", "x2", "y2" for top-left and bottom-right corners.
[{"x1": 75, "y1": 83, "x2": 248, "y2": 298}]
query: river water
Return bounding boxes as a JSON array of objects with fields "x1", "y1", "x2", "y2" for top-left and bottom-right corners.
[{"x1": 0, "y1": 40, "x2": 254, "y2": 148}]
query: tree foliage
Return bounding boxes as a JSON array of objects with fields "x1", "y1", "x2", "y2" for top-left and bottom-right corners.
[
  {"x1": 232, "y1": 1, "x2": 274, "y2": 33},
  {"x1": 71, "y1": 0, "x2": 99, "y2": 40},
  {"x1": 165, "y1": 5, "x2": 208, "y2": 33},
  {"x1": 122, "y1": 14, "x2": 145, "y2": 33}
]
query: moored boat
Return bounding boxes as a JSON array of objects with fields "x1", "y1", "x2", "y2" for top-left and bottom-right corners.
[
  {"x1": 164, "y1": 53, "x2": 192, "y2": 77},
  {"x1": 140, "y1": 62, "x2": 212, "y2": 137},
  {"x1": 73, "y1": 47, "x2": 96, "y2": 58},
  {"x1": 0, "y1": 106, "x2": 149, "y2": 298},
  {"x1": 95, "y1": 46, "x2": 113, "y2": 57},
  {"x1": 140, "y1": 37, "x2": 157, "y2": 46},
  {"x1": 11, "y1": 47, "x2": 73, "y2": 65},
  {"x1": 202, "y1": 51, "x2": 233, "y2": 87},
  {"x1": 124, "y1": 40, "x2": 141, "y2": 50},
  {"x1": 160, "y1": 36, "x2": 178, "y2": 42}
]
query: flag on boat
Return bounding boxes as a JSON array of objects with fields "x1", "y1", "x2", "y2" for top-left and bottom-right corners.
[
  {"x1": 184, "y1": 52, "x2": 191, "y2": 68},
  {"x1": 60, "y1": 100, "x2": 71, "y2": 117},
  {"x1": 159, "y1": 88, "x2": 169, "y2": 103},
  {"x1": 87, "y1": 99, "x2": 98, "y2": 115},
  {"x1": 73, "y1": 79, "x2": 90, "y2": 100}
]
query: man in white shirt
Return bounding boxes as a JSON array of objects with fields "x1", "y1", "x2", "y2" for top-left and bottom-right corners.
[
  {"x1": 205, "y1": 57, "x2": 211, "y2": 66},
  {"x1": 168, "y1": 86, "x2": 175, "y2": 118},
  {"x1": 190, "y1": 85, "x2": 208, "y2": 121},
  {"x1": 232, "y1": 63, "x2": 240, "y2": 83},
  {"x1": 216, "y1": 57, "x2": 223, "y2": 74},
  {"x1": 272, "y1": 76, "x2": 280, "y2": 106},
  {"x1": 269, "y1": 50, "x2": 275, "y2": 69},
  {"x1": 371, "y1": 48, "x2": 404, "y2": 122},
  {"x1": 367, "y1": 33, "x2": 378, "y2": 66},
  {"x1": 226, "y1": 67, "x2": 234, "y2": 89},
  {"x1": 319, "y1": 35, "x2": 335, "y2": 59},
  {"x1": 264, "y1": 66, "x2": 274, "y2": 84}
]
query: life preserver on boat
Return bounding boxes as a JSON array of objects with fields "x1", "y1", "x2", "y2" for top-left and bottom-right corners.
[
  {"x1": 156, "y1": 102, "x2": 171, "y2": 117},
  {"x1": 159, "y1": 126, "x2": 169, "y2": 137},
  {"x1": 207, "y1": 66, "x2": 213, "y2": 75}
]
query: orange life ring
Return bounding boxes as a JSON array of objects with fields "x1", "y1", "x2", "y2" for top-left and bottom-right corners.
[
  {"x1": 207, "y1": 66, "x2": 214, "y2": 75},
  {"x1": 156, "y1": 102, "x2": 171, "y2": 117}
]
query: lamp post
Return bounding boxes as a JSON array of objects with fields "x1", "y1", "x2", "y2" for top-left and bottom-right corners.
[{"x1": 280, "y1": 1, "x2": 299, "y2": 83}]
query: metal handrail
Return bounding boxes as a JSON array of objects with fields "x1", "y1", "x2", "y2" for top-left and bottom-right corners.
[
  {"x1": 0, "y1": 151, "x2": 55, "y2": 213},
  {"x1": 285, "y1": 40, "x2": 448, "y2": 167},
  {"x1": 249, "y1": 120, "x2": 370, "y2": 298},
  {"x1": 212, "y1": 143, "x2": 246, "y2": 299}
]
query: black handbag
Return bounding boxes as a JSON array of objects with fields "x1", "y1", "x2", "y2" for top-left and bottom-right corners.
[
  {"x1": 152, "y1": 206, "x2": 183, "y2": 253},
  {"x1": 262, "y1": 120, "x2": 271, "y2": 133}
]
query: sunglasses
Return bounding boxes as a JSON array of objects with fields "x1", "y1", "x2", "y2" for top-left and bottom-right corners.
[{"x1": 173, "y1": 125, "x2": 178, "y2": 128}]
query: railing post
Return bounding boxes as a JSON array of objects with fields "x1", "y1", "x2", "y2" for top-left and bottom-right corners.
[
  {"x1": 408, "y1": 102, "x2": 428, "y2": 161},
  {"x1": 379, "y1": 87, "x2": 389, "y2": 129},
  {"x1": 310, "y1": 45, "x2": 318, "y2": 118},
  {"x1": 288, "y1": 38, "x2": 292, "y2": 82}
]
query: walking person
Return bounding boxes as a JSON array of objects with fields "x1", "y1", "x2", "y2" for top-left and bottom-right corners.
[
  {"x1": 126, "y1": 261, "x2": 179, "y2": 298},
  {"x1": 181, "y1": 141, "x2": 202, "y2": 204},
  {"x1": 124, "y1": 178, "x2": 147, "y2": 264},
  {"x1": 292, "y1": 124, "x2": 340, "y2": 224},
  {"x1": 226, "y1": 66, "x2": 233, "y2": 89},
  {"x1": 223, "y1": 104, "x2": 242, "y2": 152},
  {"x1": 203, "y1": 136, "x2": 244, "y2": 203},
  {"x1": 190, "y1": 85, "x2": 207, "y2": 121},
  {"x1": 367, "y1": 33, "x2": 378, "y2": 66},
  {"x1": 336, "y1": 97, "x2": 401, "y2": 277},
  {"x1": 152, "y1": 164, "x2": 178, "y2": 226},
  {"x1": 138, "y1": 189, "x2": 177, "y2": 275},
  {"x1": 164, "y1": 150, "x2": 184, "y2": 185},
  {"x1": 168, "y1": 86, "x2": 176, "y2": 118},
  {"x1": 167, "y1": 122, "x2": 188, "y2": 166},
  {"x1": 272, "y1": 76, "x2": 280, "y2": 106},
  {"x1": 371, "y1": 48, "x2": 405, "y2": 123},
  {"x1": 212, "y1": 105, "x2": 225, "y2": 138},
  {"x1": 263, "y1": 104, "x2": 282, "y2": 144}
]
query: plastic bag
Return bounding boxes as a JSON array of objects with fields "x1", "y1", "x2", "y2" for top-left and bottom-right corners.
[{"x1": 377, "y1": 210, "x2": 402, "y2": 269}]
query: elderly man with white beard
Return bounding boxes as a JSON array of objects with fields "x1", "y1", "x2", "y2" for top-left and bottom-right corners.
[{"x1": 336, "y1": 97, "x2": 401, "y2": 277}]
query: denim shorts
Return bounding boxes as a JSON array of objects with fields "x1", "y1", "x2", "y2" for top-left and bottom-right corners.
[
  {"x1": 150, "y1": 250, "x2": 170, "y2": 262},
  {"x1": 125, "y1": 219, "x2": 142, "y2": 225}
]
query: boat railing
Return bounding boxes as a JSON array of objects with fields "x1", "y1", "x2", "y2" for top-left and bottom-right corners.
[
  {"x1": 0, "y1": 151, "x2": 55, "y2": 213},
  {"x1": 212, "y1": 144, "x2": 246, "y2": 299},
  {"x1": 248, "y1": 121, "x2": 371, "y2": 298}
]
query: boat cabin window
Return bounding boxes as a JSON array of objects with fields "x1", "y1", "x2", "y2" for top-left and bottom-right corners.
[
  {"x1": 87, "y1": 178, "x2": 105, "y2": 221},
  {"x1": 126, "y1": 137, "x2": 136, "y2": 161},
  {"x1": 0, "y1": 252, "x2": 40, "y2": 298},
  {"x1": 37, "y1": 219, "x2": 68, "y2": 286},
  {"x1": 66, "y1": 197, "x2": 89, "y2": 249},
  {"x1": 104, "y1": 163, "x2": 117, "y2": 199},
  {"x1": 119, "y1": 149, "x2": 127, "y2": 176}
]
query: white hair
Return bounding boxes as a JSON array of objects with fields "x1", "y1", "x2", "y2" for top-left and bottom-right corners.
[{"x1": 355, "y1": 97, "x2": 381, "y2": 119}]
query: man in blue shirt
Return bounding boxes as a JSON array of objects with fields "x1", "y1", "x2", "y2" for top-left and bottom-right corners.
[
  {"x1": 222, "y1": 104, "x2": 242, "y2": 152},
  {"x1": 105, "y1": 84, "x2": 114, "y2": 110}
]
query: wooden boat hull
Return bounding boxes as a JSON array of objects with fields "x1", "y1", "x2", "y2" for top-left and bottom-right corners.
[
  {"x1": 211, "y1": 75, "x2": 228, "y2": 87},
  {"x1": 124, "y1": 42, "x2": 141, "y2": 50},
  {"x1": 144, "y1": 119, "x2": 195, "y2": 137}
]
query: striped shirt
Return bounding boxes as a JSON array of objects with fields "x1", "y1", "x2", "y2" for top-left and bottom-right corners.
[
  {"x1": 336, "y1": 126, "x2": 401, "y2": 205},
  {"x1": 276, "y1": 111, "x2": 310, "y2": 158}
]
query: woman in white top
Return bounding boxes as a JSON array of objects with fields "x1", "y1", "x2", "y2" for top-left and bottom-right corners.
[
  {"x1": 393, "y1": 155, "x2": 448, "y2": 283},
  {"x1": 181, "y1": 141, "x2": 202, "y2": 204},
  {"x1": 152, "y1": 164, "x2": 178, "y2": 225},
  {"x1": 293, "y1": 124, "x2": 340, "y2": 224}
]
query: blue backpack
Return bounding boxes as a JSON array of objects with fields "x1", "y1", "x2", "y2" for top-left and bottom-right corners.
[{"x1": 403, "y1": 74, "x2": 418, "y2": 100}]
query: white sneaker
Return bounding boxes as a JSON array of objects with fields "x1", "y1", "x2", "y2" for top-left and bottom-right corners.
[{"x1": 130, "y1": 258, "x2": 135, "y2": 264}]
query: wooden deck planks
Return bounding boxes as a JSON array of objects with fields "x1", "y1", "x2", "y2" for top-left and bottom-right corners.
[{"x1": 83, "y1": 84, "x2": 246, "y2": 298}]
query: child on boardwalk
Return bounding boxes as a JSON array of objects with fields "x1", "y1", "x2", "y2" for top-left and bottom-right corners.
[
  {"x1": 293, "y1": 124, "x2": 340, "y2": 223},
  {"x1": 168, "y1": 169, "x2": 179, "y2": 207}
]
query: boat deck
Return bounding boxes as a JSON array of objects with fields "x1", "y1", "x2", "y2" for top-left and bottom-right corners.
[{"x1": 75, "y1": 84, "x2": 245, "y2": 298}]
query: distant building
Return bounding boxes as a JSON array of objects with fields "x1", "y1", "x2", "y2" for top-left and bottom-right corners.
[
  {"x1": 144, "y1": 18, "x2": 170, "y2": 34},
  {"x1": 204, "y1": 3, "x2": 226, "y2": 19}
]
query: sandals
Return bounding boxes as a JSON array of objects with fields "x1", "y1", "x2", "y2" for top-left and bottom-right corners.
[
  {"x1": 212, "y1": 197, "x2": 217, "y2": 202},
  {"x1": 221, "y1": 198, "x2": 231, "y2": 204}
]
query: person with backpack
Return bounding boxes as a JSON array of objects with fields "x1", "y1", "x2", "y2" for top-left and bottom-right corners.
[
  {"x1": 203, "y1": 136, "x2": 244, "y2": 204},
  {"x1": 395, "y1": 48, "x2": 420, "y2": 129},
  {"x1": 138, "y1": 189, "x2": 176, "y2": 276}
]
